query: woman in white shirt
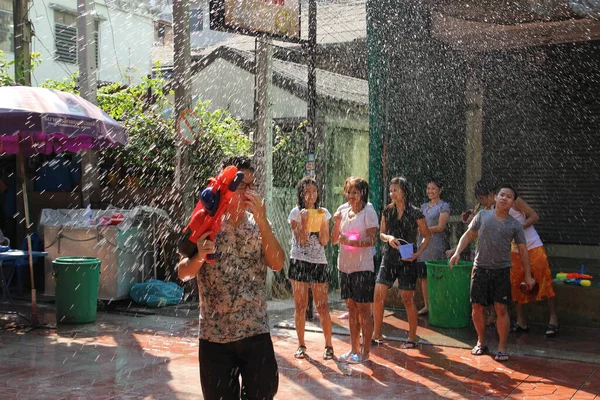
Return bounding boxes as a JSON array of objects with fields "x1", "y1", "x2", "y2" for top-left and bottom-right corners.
[
  {"x1": 332, "y1": 177, "x2": 379, "y2": 364},
  {"x1": 288, "y1": 177, "x2": 334, "y2": 360}
]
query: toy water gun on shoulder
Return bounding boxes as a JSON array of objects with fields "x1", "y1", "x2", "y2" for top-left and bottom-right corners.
[{"x1": 177, "y1": 165, "x2": 245, "y2": 261}]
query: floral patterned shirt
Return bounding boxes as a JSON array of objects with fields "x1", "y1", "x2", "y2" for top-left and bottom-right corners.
[{"x1": 197, "y1": 212, "x2": 270, "y2": 343}]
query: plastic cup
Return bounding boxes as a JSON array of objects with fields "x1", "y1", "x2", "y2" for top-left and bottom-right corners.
[{"x1": 307, "y1": 209, "x2": 323, "y2": 232}]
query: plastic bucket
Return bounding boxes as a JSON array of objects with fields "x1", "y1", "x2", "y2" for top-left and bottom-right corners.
[
  {"x1": 53, "y1": 257, "x2": 101, "y2": 324},
  {"x1": 399, "y1": 243, "x2": 414, "y2": 259},
  {"x1": 426, "y1": 260, "x2": 473, "y2": 328}
]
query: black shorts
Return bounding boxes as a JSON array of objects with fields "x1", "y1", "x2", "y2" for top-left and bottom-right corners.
[
  {"x1": 415, "y1": 261, "x2": 427, "y2": 278},
  {"x1": 376, "y1": 261, "x2": 418, "y2": 290},
  {"x1": 288, "y1": 259, "x2": 329, "y2": 283},
  {"x1": 470, "y1": 267, "x2": 512, "y2": 306},
  {"x1": 340, "y1": 271, "x2": 375, "y2": 303}
]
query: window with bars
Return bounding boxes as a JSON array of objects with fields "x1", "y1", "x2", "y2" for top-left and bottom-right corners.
[
  {"x1": 54, "y1": 10, "x2": 99, "y2": 67},
  {"x1": 0, "y1": 0, "x2": 12, "y2": 53}
]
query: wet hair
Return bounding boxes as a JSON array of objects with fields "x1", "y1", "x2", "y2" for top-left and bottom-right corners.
[
  {"x1": 222, "y1": 155, "x2": 254, "y2": 172},
  {"x1": 389, "y1": 176, "x2": 412, "y2": 205},
  {"x1": 427, "y1": 178, "x2": 443, "y2": 190},
  {"x1": 344, "y1": 176, "x2": 369, "y2": 204},
  {"x1": 497, "y1": 183, "x2": 519, "y2": 200},
  {"x1": 296, "y1": 176, "x2": 320, "y2": 209},
  {"x1": 474, "y1": 179, "x2": 495, "y2": 197}
]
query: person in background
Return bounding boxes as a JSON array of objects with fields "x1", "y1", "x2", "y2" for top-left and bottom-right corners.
[
  {"x1": 509, "y1": 197, "x2": 559, "y2": 337},
  {"x1": 447, "y1": 179, "x2": 498, "y2": 327},
  {"x1": 177, "y1": 155, "x2": 285, "y2": 400},
  {"x1": 450, "y1": 184, "x2": 535, "y2": 362},
  {"x1": 447, "y1": 179, "x2": 496, "y2": 260},
  {"x1": 288, "y1": 177, "x2": 334, "y2": 360},
  {"x1": 416, "y1": 179, "x2": 450, "y2": 316},
  {"x1": 332, "y1": 177, "x2": 379, "y2": 363},
  {"x1": 372, "y1": 177, "x2": 431, "y2": 348}
]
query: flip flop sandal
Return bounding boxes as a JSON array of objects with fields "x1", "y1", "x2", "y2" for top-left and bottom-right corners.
[
  {"x1": 294, "y1": 345, "x2": 307, "y2": 359},
  {"x1": 495, "y1": 352, "x2": 510, "y2": 362},
  {"x1": 401, "y1": 341, "x2": 418, "y2": 349},
  {"x1": 545, "y1": 324, "x2": 559, "y2": 338},
  {"x1": 511, "y1": 323, "x2": 530, "y2": 333},
  {"x1": 471, "y1": 345, "x2": 489, "y2": 356},
  {"x1": 371, "y1": 338, "x2": 384, "y2": 345},
  {"x1": 323, "y1": 346, "x2": 334, "y2": 360}
]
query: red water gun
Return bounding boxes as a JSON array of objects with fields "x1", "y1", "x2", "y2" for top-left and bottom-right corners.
[{"x1": 177, "y1": 165, "x2": 245, "y2": 261}]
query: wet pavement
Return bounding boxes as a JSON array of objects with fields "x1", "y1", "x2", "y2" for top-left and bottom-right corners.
[{"x1": 0, "y1": 299, "x2": 599, "y2": 399}]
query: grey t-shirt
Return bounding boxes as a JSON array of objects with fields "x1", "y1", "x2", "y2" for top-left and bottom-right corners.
[{"x1": 469, "y1": 209, "x2": 526, "y2": 269}]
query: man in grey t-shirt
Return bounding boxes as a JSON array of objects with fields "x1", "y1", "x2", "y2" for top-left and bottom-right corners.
[{"x1": 450, "y1": 184, "x2": 535, "y2": 362}]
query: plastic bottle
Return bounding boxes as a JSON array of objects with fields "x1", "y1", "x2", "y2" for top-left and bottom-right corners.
[{"x1": 84, "y1": 204, "x2": 95, "y2": 225}]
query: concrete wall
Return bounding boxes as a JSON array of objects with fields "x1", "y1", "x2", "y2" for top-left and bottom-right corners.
[{"x1": 190, "y1": 58, "x2": 307, "y2": 119}]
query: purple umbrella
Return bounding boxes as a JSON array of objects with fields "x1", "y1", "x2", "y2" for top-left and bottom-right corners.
[
  {"x1": 0, "y1": 85, "x2": 127, "y2": 325},
  {"x1": 0, "y1": 86, "x2": 127, "y2": 155}
]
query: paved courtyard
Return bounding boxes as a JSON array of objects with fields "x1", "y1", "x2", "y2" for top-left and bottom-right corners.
[{"x1": 0, "y1": 301, "x2": 599, "y2": 399}]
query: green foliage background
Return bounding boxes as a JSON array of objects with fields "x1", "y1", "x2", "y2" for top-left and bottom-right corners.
[{"x1": 37, "y1": 74, "x2": 251, "y2": 189}]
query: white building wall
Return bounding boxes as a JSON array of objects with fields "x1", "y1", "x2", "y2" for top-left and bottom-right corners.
[
  {"x1": 5, "y1": 0, "x2": 153, "y2": 86},
  {"x1": 191, "y1": 58, "x2": 307, "y2": 120}
]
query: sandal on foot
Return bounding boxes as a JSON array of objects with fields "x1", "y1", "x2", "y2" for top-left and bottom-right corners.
[
  {"x1": 323, "y1": 346, "x2": 334, "y2": 360},
  {"x1": 371, "y1": 337, "x2": 384, "y2": 345},
  {"x1": 339, "y1": 351, "x2": 359, "y2": 363},
  {"x1": 346, "y1": 353, "x2": 363, "y2": 364},
  {"x1": 294, "y1": 345, "x2": 307, "y2": 359},
  {"x1": 417, "y1": 307, "x2": 429, "y2": 316},
  {"x1": 511, "y1": 323, "x2": 530, "y2": 333},
  {"x1": 545, "y1": 324, "x2": 559, "y2": 338},
  {"x1": 401, "y1": 341, "x2": 418, "y2": 349},
  {"x1": 471, "y1": 345, "x2": 489, "y2": 356},
  {"x1": 495, "y1": 352, "x2": 510, "y2": 362}
]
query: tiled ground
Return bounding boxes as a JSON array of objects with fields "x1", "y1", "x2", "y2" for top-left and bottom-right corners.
[{"x1": 0, "y1": 303, "x2": 599, "y2": 399}]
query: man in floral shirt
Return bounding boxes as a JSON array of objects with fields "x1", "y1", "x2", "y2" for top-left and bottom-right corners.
[{"x1": 178, "y1": 155, "x2": 285, "y2": 400}]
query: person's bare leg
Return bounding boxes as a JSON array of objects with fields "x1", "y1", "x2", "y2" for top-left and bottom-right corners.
[
  {"x1": 547, "y1": 297, "x2": 558, "y2": 326},
  {"x1": 306, "y1": 287, "x2": 314, "y2": 320},
  {"x1": 494, "y1": 302, "x2": 510, "y2": 354},
  {"x1": 418, "y1": 278, "x2": 429, "y2": 315},
  {"x1": 357, "y1": 302, "x2": 373, "y2": 359},
  {"x1": 291, "y1": 280, "x2": 309, "y2": 347},
  {"x1": 346, "y1": 299, "x2": 361, "y2": 355},
  {"x1": 400, "y1": 289, "x2": 418, "y2": 343},
  {"x1": 313, "y1": 283, "x2": 333, "y2": 348},
  {"x1": 372, "y1": 283, "x2": 389, "y2": 341},
  {"x1": 515, "y1": 303, "x2": 527, "y2": 328},
  {"x1": 472, "y1": 303, "x2": 487, "y2": 347}
]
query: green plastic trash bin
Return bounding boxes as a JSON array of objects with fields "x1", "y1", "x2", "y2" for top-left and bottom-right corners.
[
  {"x1": 426, "y1": 260, "x2": 473, "y2": 328},
  {"x1": 53, "y1": 257, "x2": 101, "y2": 324}
]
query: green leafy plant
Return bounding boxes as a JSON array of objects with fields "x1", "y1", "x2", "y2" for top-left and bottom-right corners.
[
  {"x1": 0, "y1": 51, "x2": 42, "y2": 86},
  {"x1": 41, "y1": 75, "x2": 251, "y2": 189}
]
